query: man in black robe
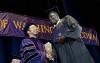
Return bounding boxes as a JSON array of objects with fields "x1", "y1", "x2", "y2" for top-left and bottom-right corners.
[{"x1": 48, "y1": 11, "x2": 95, "y2": 63}]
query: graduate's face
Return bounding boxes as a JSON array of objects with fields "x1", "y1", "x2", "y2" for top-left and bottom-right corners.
[
  {"x1": 28, "y1": 25, "x2": 38, "y2": 35},
  {"x1": 49, "y1": 12, "x2": 60, "y2": 24}
]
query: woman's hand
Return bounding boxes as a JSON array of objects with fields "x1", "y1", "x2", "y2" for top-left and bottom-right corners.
[
  {"x1": 11, "y1": 59, "x2": 20, "y2": 63},
  {"x1": 44, "y1": 42, "x2": 53, "y2": 60}
]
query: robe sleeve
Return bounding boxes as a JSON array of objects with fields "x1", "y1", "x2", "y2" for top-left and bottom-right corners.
[{"x1": 20, "y1": 38, "x2": 41, "y2": 63}]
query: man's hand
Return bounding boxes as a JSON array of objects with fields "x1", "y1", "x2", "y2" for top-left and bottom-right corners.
[{"x1": 11, "y1": 59, "x2": 20, "y2": 63}]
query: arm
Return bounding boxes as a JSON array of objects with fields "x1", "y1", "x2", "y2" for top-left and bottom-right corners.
[
  {"x1": 44, "y1": 42, "x2": 57, "y2": 63},
  {"x1": 64, "y1": 15, "x2": 79, "y2": 29},
  {"x1": 44, "y1": 42, "x2": 53, "y2": 60}
]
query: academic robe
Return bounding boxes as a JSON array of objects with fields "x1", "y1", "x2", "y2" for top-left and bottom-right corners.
[
  {"x1": 51, "y1": 15, "x2": 95, "y2": 63},
  {"x1": 20, "y1": 38, "x2": 47, "y2": 63}
]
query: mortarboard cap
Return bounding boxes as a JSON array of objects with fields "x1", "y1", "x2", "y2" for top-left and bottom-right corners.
[
  {"x1": 44, "y1": 6, "x2": 61, "y2": 18},
  {"x1": 43, "y1": 5, "x2": 66, "y2": 18},
  {"x1": 46, "y1": 6, "x2": 60, "y2": 13}
]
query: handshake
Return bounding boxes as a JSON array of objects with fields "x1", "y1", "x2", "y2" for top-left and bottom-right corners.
[{"x1": 56, "y1": 33, "x2": 65, "y2": 43}]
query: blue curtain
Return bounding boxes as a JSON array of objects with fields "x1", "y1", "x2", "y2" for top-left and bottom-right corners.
[
  {"x1": 0, "y1": 36, "x2": 24, "y2": 63},
  {"x1": 86, "y1": 45, "x2": 100, "y2": 63}
]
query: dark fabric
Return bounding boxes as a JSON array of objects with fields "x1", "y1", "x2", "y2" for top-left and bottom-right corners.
[
  {"x1": 86, "y1": 45, "x2": 100, "y2": 63},
  {"x1": 54, "y1": 38, "x2": 95, "y2": 63},
  {"x1": 0, "y1": 36, "x2": 23, "y2": 63},
  {"x1": 20, "y1": 38, "x2": 47, "y2": 63}
]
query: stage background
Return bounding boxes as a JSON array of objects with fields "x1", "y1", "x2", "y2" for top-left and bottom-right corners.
[{"x1": 0, "y1": 12, "x2": 100, "y2": 63}]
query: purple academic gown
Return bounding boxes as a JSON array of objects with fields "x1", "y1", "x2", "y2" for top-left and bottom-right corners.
[{"x1": 20, "y1": 38, "x2": 47, "y2": 63}]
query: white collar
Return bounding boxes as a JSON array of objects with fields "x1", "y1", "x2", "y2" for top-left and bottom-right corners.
[{"x1": 54, "y1": 19, "x2": 61, "y2": 28}]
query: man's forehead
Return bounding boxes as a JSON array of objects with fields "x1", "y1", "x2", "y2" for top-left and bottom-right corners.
[{"x1": 50, "y1": 12, "x2": 58, "y2": 16}]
